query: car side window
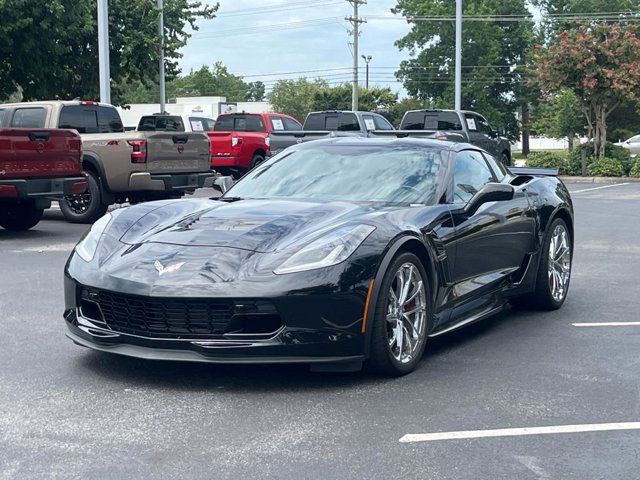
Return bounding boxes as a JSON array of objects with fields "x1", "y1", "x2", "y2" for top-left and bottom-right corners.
[
  {"x1": 374, "y1": 115, "x2": 394, "y2": 130},
  {"x1": 482, "y1": 152, "x2": 507, "y2": 180},
  {"x1": 283, "y1": 117, "x2": 302, "y2": 130},
  {"x1": 475, "y1": 115, "x2": 492, "y2": 135},
  {"x1": 0, "y1": 109, "x2": 5, "y2": 126},
  {"x1": 453, "y1": 150, "x2": 495, "y2": 204},
  {"x1": 11, "y1": 107, "x2": 47, "y2": 128},
  {"x1": 338, "y1": 113, "x2": 360, "y2": 132},
  {"x1": 362, "y1": 115, "x2": 376, "y2": 131}
]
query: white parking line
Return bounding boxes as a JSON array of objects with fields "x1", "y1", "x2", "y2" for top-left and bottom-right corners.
[
  {"x1": 572, "y1": 322, "x2": 640, "y2": 327},
  {"x1": 571, "y1": 183, "x2": 630, "y2": 194},
  {"x1": 399, "y1": 422, "x2": 640, "y2": 443}
]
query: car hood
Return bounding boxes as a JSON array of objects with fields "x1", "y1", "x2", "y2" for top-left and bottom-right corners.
[{"x1": 117, "y1": 198, "x2": 395, "y2": 253}]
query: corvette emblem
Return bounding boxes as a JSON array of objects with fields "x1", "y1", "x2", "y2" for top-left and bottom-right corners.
[{"x1": 154, "y1": 260, "x2": 185, "y2": 276}]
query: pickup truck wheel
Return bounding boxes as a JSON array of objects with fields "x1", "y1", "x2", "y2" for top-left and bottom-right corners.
[
  {"x1": 250, "y1": 154, "x2": 266, "y2": 170},
  {"x1": 60, "y1": 171, "x2": 108, "y2": 224},
  {"x1": 0, "y1": 203, "x2": 44, "y2": 231}
]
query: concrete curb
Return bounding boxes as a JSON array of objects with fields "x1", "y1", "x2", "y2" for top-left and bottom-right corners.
[{"x1": 558, "y1": 176, "x2": 640, "y2": 184}]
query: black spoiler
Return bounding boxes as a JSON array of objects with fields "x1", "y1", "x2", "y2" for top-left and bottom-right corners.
[{"x1": 509, "y1": 167, "x2": 559, "y2": 177}]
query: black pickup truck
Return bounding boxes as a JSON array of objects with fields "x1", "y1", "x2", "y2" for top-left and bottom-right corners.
[
  {"x1": 399, "y1": 109, "x2": 512, "y2": 165},
  {"x1": 268, "y1": 110, "x2": 394, "y2": 156}
]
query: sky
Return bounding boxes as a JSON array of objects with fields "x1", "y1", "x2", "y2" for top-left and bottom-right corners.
[{"x1": 179, "y1": 0, "x2": 412, "y2": 97}]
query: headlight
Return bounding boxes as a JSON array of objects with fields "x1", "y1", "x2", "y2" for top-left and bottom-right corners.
[
  {"x1": 274, "y1": 224, "x2": 375, "y2": 275},
  {"x1": 75, "y1": 213, "x2": 113, "y2": 262}
]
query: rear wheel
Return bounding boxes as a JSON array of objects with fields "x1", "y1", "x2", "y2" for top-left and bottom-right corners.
[
  {"x1": 0, "y1": 202, "x2": 44, "y2": 231},
  {"x1": 60, "y1": 171, "x2": 108, "y2": 224},
  {"x1": 513, "y1": 218, "x2": 572, "y2": 310},
  {"x1": 369, "y1": 253, "x2": 430, "y2": 376},
  {"x1": 250, "y1": 153, "x2": 265, "y2": 170}
]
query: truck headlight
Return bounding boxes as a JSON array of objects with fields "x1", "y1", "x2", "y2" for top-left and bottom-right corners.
[
  {"x1": 75, "y1": 213, "x2": 113, "y2": 262},
  {"x1": 274, "y1": 224, "x2": 375, "y2": 275}
]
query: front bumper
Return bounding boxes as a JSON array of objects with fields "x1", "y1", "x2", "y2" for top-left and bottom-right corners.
[{"x1": 128, "y1": 172, "x2": 213, "y2": 191}]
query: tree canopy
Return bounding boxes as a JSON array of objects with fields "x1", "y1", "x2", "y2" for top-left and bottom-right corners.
[
  {"x1": 0, "y1": 0, "x2": 217, "y2": 103},
  {"x1": 392, "y1": 0, "x2": 533, "y2": 139}
]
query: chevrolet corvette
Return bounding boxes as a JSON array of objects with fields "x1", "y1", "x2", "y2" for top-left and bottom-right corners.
[{"x1": 63, "y1": 137, "x2": 573, "y2": 376}]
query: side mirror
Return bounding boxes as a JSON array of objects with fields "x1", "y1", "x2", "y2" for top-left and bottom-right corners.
[
  {"x1": 465, "y1": 183, "x2": 514, "y2": 215},
  {"x1": 212, "y1": 175, "x2": 234, "y2": 194}
]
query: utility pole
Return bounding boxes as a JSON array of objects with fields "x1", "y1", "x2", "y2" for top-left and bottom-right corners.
[
  {"x1": 158, "y1": 0, "x2": 166, "y2": 113},
  {"x1": 454, "y1": 0, "x2": 462, "y2": 110},
  {"x1": 346, "y1": 0, "x2": 366, "y2": 111},
  {"x1": 97, "y1": 0, "x2": 111, "y2": 104},
  {"x1": 361, "y1": 54, "x2": 372, "y2": 89}
]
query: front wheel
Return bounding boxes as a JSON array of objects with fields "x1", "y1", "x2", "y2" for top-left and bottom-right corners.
[
  {"x1": 368, "y1": 252, "x2": 430, "y2": 376},
  {"x1": 0, "y1": 203, "x2": 44, "y2": 231},
  {"x1": 60, "y1": 171, "x2": 108, "y2": 224}
]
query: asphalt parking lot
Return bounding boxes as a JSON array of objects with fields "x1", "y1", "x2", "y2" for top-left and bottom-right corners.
[{"x1": 1, "y1": 182, "x2": 639, "y2": 479}]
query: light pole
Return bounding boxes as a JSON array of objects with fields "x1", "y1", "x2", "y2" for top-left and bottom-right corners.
[
  {"x1": 361, "y1": 54, "x2": 372, "y2": 89},
  {"x1": 97, "y1": 0, "x2": 111, "y2": 104},
  {"x1": 158, "y1": 0, "x2": 166, "y2": 113},
  {"x1": 454, "y1": 0, "x2": 462, "y2": 110}
]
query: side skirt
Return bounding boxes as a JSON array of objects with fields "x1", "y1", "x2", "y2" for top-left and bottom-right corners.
[{"x1": 428, "y1": 303, "x2": 508, "y2": 338}]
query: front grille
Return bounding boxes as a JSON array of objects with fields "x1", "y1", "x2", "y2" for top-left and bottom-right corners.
[{"x1": 79, "y1": 287, "x2": 252, "y2": 339}]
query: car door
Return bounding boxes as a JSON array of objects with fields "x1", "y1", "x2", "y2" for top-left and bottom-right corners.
[
  {"x1": 464, "y1": 113, "x2": 495, "y2": 155},
  {"x1": 448, "y1": 150, "x2": 534, "y2": 308}
]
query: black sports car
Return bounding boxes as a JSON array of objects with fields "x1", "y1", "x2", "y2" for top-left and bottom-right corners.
[{"x1": 63, "y1": 137, "x2": 574, "y2": 376}]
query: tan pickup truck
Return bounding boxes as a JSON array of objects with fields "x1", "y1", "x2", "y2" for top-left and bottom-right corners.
[{"x1": 0, "y1": 101, "x2": 213, "y2": 223}]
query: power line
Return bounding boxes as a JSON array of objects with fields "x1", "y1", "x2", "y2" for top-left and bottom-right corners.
[{"x1": 216, "y1": 1, "x2": 343, "y2": 18}]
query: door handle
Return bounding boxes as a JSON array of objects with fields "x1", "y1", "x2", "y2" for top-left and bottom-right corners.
[
  {"x1": 29, "y1": 132, "x2": 51, "y2": 142},
  {"x1": 172, "y1": 135, "x2": 188, "y2": 144}
]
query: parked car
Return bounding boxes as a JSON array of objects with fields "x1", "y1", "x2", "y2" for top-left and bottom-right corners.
[
  {"x1": 209, "y1": 112, "x2": 302, "y2": 178},
  {"x1": 0, "y1": 128, "x2": 86, "y2": 231},
  {"x1": 63, "y1": 136, "x2": 574, "y2": 376},
  {"x1": 617, "y1": 134, "x2": 640, "y2": 156},
  {"x1": 0, "y1": 101, "x2": 213, "y2": 223},
  {"x1": 268, "y1": 110, "x2": 395, "y2": 156},
  {"x1": 399, "y1": 109, "x2": 512, "y2": 165},
  {"x1": 137, "y1": 113, "x2": 215, "y2": 133}
]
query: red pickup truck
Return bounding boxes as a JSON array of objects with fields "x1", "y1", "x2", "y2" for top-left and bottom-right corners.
[
  {"x1": 209, "y1": 113, "x2": 302, "y2": 178},
  {"x1": 0, "y1": 128, "x2": 86, "y2": 231}
]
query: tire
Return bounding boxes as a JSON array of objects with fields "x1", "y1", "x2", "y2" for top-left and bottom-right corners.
[
  {"x1": 250, "y1": 153, "x2": 265, "y2": 170},
  {"x1": 0, "y1": 203, "x2": 44, "y2": 231},
  {"x1": 60, "y1": 171, "x2": 108, "y2": 224},
  {"x1": 368, "y1": 252, "x2": 431, "y2": 376},
  {"x1": 513, "y1": 217, "x2": 572, "y2": 310}
]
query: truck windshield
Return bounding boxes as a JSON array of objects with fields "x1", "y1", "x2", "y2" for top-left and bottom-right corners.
[
  {"x1": 214, "y1": 115, "x2": 266, "y2": 132},
  {"x1": 402, "y1": 111, "x2": 463, "y2": 131},
  {"x1": 226, "y1": 145, "x2": 443, "y2": 205},
  {"x1": 138, "y1": 116, "x2": 185, "y2": 132},
  {"x1": 304, "y1": 113, "x2": 359, "y2": 131}
]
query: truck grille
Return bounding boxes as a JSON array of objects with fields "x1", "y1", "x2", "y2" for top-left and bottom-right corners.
[{"x1": 78, "y1": 287, "x2": 280, "y2": 339}]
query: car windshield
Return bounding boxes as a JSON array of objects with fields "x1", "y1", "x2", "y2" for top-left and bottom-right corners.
[{"x1": 226, "y1": 144, "x2": 444, "y2": 204}]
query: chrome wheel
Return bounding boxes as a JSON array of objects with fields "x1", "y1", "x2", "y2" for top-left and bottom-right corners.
[
  {"x1": 548, "y1": 224, "x2": 571, "y2": 302},
  {"x1": 386, "y1": 263, "x2": 427, "y2": 364}
]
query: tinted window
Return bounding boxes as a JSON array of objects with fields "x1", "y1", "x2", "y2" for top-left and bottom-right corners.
[
  {"x1": 339, "y1": 113, "x2": 360, "y2": 132},
  {"x1": 11, "y1": 108, "x2": 46, "y2": 128},
  {"x1": 402, "y1": 111, "x2": 462, "y2": 131},
  {"x1": 60, "y1": 106, "x2": 123, "y2": 133},
  {"x1": 304, "y1": 113, "x2": 327, "y2": 130},
  {"x1": 214, "y1": 115, "x2": 265, "y2": 132},
  {"x1": 59, "y1": 106, "x2": 99, "y2": 133},
  {"x1": 374, "y1": 115, "x2": 394, "y2": 130},
  {"x1": 453, "y1": 150, "x2": 495, "y2": 204},
  {"x1": 228, "y1": 145, "x2": 443, "y2": 204},
  {"x1": 214, "y1": 115, "x2": 234, "y2": 131},
  {"x1": 475, "y1": 115, "x2": 492, "y2": 134},
  {"x1": 155, "y1": 116, "x2": 184, "y2": 132},
  {"x1": 138, "y1": 116, "x2": 157, "y2": 131},
  {"x1": 283, "y1": 117, "x2": 302, "y2": 130}
]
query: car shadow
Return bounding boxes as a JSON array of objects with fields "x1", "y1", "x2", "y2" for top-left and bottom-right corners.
[
  {"x1": 0, "y1": 229, "x2": 54, "y2": 240},
  {"x1": 74, "y1": 308, "x2": 518, "y2": 392}
]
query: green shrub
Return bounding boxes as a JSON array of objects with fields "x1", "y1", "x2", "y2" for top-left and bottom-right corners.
[
  {"x1": 630, "y1": 159, "x2": 640, "y2": 178},
  {"x1": 587, "y1": 157, "x2": 625, "y2": 177},
  {"x1": 569, "y1": 142, "x2": 632, "y2": 175},
  {"x1": 526, "y1": 151, "x2": 580, "y2": 175}
]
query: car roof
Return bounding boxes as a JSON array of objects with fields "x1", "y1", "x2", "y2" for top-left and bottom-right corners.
[
  {"x1": 0, "y1": 100, "x2": 113, "y2": 108},
  {"x1": 294, "y1": 135, "x2": 478, "y2": 152}
]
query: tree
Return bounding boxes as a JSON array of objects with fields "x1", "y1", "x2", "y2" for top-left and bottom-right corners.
[
  {"x1": 392, "y1": 0, "x2": 534, "y2": 140},
  {"x1": 167, "y1": 63, "x2": 253, "y2": 102},
  {"x1": 0, "y1": 0, "x2": 217, "y2": 103},
  {"x1": 533, "y1": 90, "x2": 585, "y2": 151},
  {"x1": 267, "y1": 78, "x2": 330, "y2": 122},
  {"x1": 311, "y1": 85, "x2": 398, "y2": 113},
  {"x1": 535, "y1": 22, "x2": 640, "y2": 158}
]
